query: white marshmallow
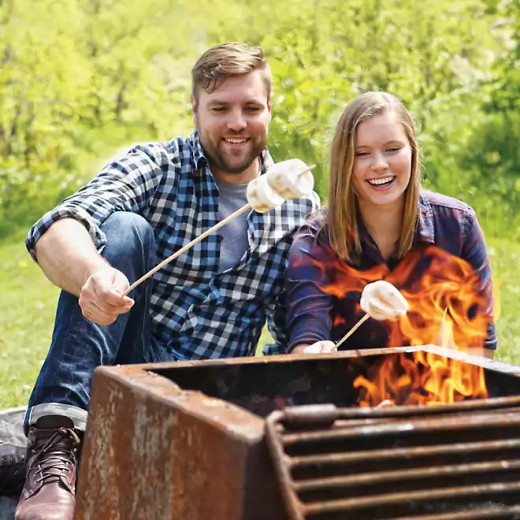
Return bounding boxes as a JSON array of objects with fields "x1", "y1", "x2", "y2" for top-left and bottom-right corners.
[{"x1": 360, "y1": 280, "x2": 408, "y2": 321}]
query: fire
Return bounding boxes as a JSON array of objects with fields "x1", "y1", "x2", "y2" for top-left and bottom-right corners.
[
  {"x1": 298, "y1": 245, "x2": 493, "y2": 405},
  {"x1": 353, "y1": 349, "x2": 488, "y2": 406}
]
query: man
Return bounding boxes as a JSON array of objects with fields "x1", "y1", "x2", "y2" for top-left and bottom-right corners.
[{"x1": 5, "y1": 42, "x2": 319, "y2": 520}]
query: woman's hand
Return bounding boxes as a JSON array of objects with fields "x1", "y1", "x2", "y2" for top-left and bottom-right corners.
[{"x1": 291, "y1": 341, "x2": 337, "y2": 354}]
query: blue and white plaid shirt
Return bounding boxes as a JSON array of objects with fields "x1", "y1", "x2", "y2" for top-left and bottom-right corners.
[{"x1": 26, "y1": 131, "x2": 319, "y2": 359}]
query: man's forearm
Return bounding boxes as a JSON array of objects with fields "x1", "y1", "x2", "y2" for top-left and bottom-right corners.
[{"x1": 34, "y1": 218, "x2": 109, "y2": 296}]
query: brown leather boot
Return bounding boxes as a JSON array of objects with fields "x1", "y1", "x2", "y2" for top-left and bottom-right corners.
[
  {"x1": 15, "y1": 416, "x2": 80, "y2": 520},
  {"x1": 0, "y1": 441, "x2": 26, "y2": 495}
]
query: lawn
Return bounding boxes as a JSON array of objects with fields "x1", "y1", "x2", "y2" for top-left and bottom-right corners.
[
  {"x1": 0, "y1": 230, "x2": 59, "y2": 409},
  {"x1": 1, "y1": 231, "x2": 519, "y2": 409}
]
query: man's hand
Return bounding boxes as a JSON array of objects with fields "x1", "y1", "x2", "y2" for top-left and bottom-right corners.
[
  {"x1": 78, "y1": 266, "x2": 134, "y2": 326},
  {"x1": 291, "y1": 341, "x2": 337, "y2": 354}
]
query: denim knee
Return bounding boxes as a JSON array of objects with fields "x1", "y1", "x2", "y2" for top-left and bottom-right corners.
[{"x1": 100, "y1": 212, "x2": 155, "y2": 266}]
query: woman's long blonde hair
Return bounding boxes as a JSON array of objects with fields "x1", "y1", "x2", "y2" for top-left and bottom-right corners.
[{"x1": 327, "y1": 91, "x2": 421, "y2": 263}]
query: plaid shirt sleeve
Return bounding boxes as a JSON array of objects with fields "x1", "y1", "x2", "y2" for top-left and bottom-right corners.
[
  {"x1": 284, "y1": 220, "x2": 336, "y2": 351},
  {"x1": 26, "y1": 143, "x2": 170, "y2": 261}
]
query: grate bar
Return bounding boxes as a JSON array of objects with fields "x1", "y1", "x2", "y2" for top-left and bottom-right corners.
[
  {"x1": 281, "y1": 396, "x2": 520, "y2": 425},
  {"x1": 290, "y1": 438, "x2": 520, "y2": 468},
  {"x1": 294, "y1": 459, "x2": 520, "y2": 491},
  {"x1": 390, "y1": 506, "x2": 520, "y2": 520},
  {"x1": 327, "y1": 404, "x2": 520, "y2": 428},
  {"x1": 281, "y1": 410, "x2": 520, "y2": 445},
  {"x1": 303, "y1": 481, "x2": 520, "y2": 515}
]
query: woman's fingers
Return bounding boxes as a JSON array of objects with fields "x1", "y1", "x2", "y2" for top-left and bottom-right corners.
[{"x1": 302, "y1": 341, "x2": 337, "y2": 354}]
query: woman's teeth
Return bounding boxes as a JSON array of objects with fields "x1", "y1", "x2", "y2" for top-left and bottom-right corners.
[{"x1": 368, "y1": 176, "x2": 393, "y2": 186}]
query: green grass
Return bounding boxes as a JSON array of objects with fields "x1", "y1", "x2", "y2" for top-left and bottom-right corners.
[
  {"x1": 0, "y1": 231, "x2": 59, "y2": 409},
  {"x1": 0, "y1": 232, "x2": 519, "y2": 409},
  {"x1": 488, "y1": 237, "x2": 520, "y2": 363}
]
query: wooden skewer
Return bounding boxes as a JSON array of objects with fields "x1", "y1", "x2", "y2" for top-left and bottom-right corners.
[
  {"x1": 123, "y1": 203, "x2": 251, "y2": 296},
  {"x1": 122, "y1": 164, "x2": 317, "y2": 296},
  {"x1": 335, "y1": 313, "x2": 370, "y2": 349},
  {"x1": 298, "y1": 164, "x2": 315, "y2": 176}
]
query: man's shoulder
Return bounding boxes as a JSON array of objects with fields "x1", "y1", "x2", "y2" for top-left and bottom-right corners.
[
  {"x1": 282, "y1": 192, "x2": 320, "y2": 223},
  {"x1": 292, "y1": 208, "x2": 326, "y2": 240},
  {"x1": 123, "y1": 134, "x2": 197, "y2": 164}
]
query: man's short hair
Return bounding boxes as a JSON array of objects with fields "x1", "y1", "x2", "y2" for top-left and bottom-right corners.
[{"x1": 191, "y1": 42, "x2": 272, "y2": 100}]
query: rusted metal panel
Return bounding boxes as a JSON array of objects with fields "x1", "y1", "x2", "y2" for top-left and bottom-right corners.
[{"x1": 75, "y1": 365, "x2": 285, "y2": 520}]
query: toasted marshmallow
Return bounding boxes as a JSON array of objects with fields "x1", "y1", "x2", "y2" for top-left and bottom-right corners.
[
  {"x1": 360, "y1": 280, "x2": 408, "y2": 321},
  {"x1": 247, "y1": 159, "x2": 314, "y2": 213},
  {"x1": 247, "y1": 174, "x2": 285, "y2": 213},
  {"x1": 265, "y1": 159, "x2": 314, "y2": 200}
]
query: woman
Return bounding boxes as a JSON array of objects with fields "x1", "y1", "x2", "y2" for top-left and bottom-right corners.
[{"x1": 286, "y1": 92, "x2": 496, "y2": 357}]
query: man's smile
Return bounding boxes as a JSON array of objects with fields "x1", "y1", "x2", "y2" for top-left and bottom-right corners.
[{"x1": 223, "y1": 137, "x2": 248, "y2": 144}]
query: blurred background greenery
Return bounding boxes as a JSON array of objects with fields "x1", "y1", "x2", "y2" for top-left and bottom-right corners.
[{"x1": 1, "y1": 0, "x2": 519, "y2": 407}]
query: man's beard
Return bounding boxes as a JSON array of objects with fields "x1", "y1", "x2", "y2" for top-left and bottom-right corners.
[
  {"x1": 209, "y1": 139, "x2": 266, "y2": 174},
  {"x1": 198, "y1": 127, "x2": 268, "y2": 175}
]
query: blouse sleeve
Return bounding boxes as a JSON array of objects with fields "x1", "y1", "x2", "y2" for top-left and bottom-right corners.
[
  {"x1": 461, "y1": 208, "x2": 497, "y2": 350},
  {"x1": 285, "y1": 225, "x2": 335, "y2": 351}
]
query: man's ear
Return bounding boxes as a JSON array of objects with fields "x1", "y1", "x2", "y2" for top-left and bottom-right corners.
[
  {"x1": 267, "y1": 95, "x2": 272, "y2": 120},
  {"x1": 191, "y1": 93, "x2": 197, "y2": 125}
]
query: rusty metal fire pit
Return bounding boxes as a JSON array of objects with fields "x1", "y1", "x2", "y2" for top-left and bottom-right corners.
[{"x1": 74, "y1": 346, "x2": 520, "y2": 520}]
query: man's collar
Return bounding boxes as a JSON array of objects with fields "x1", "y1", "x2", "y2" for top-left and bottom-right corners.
[
  {"x1": 260, "y1": 148, "x2": 274, "y2": 173},
  {"x1": 187, "y1": 130, "x2": 273, "y2": 177},
  {"x1": 188, "y1": 130, "x2": 207, "y2": 172}
]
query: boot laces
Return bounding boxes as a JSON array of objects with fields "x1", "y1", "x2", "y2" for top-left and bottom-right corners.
[{"x1": 33, "y1": 428, "x2": 80, "y2": 486}]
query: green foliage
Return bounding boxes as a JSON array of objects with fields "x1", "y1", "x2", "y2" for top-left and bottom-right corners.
[
  {"x1": 0, "y1": 0, "x2": 215, "y2": 233},
  {"x1": 1, "y1": 0, "x2": 520, "y2": 403},
  {"x1": 0, "y1": 0, "x2": 518, "y2": 225}
]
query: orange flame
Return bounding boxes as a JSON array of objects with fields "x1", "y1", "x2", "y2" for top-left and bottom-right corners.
[
  {"x1": 353, "y1": 349, "x2": 488, "y2": 406},
  {"x1": 300, "y1": 245, "x2": 493, "y2": 405}
]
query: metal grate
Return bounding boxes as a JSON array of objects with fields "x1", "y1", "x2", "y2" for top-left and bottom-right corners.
[{"x1": 265, "y1": 396, "x2": 520, "y2": 520}]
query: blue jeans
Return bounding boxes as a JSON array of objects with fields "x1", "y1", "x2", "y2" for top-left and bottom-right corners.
[{"x1": 25, "y1": 213, "x2": 156, "y2": 432}]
